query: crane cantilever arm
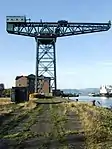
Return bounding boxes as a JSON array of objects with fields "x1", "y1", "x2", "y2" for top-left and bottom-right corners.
[{"x1": 6, "y1": 20, "x2": 111, "y2": 38}]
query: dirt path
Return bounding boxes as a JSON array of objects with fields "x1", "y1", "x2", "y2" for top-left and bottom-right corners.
[
  {"x1": 21, "y1": 103, "x2": 85, "y2": 149},
  {"x1": 0, "y1": 100, "x2": 85, "y2": 149}
]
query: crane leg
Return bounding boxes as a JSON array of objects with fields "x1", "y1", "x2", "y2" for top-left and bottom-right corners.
[
  {"x1": 35, "y1": 38, "x2": 39, "y2": 93},
  {"x1": 35, "y1": 38, "x2": 57, "y2": 93}
]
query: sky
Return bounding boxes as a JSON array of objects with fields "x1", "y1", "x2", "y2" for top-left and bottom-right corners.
[{"x1": 0, "y1": 0, "x2": 112, "y2": 89}]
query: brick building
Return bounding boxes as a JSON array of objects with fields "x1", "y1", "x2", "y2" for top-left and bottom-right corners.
[
  {"x1": 15, "y1": 74, "x2": 50, "y2": 94},
  {"x1": 38, "y1": 75, "x2": 51, "y2": 94}
]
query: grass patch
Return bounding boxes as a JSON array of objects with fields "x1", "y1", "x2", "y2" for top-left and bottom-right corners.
[
  {"x1": 0, "y1": 99, "x2": 85, "y2": 148},
  {"x1": 49, "y1": 104, "x2": 67, "y2": 140},
  {"x1": 68, "y1": 102, "x2": 112, "y2": 148},
  {"x1": 1, "y1": 104, "x2": 44, "y2": 141}
]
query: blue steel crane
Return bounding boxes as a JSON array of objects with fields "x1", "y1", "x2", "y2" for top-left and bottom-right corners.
[{"x1": 6, "y1": 16, "x2": 111, "y2": 93}]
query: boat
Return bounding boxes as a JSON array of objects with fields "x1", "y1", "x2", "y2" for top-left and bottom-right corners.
[
  {"x1": 89, "y1": 85, "x2": 112, "y2": 98},
  {"x1": 88, "y1": 93, "x2": 100, "y2": 97},
  {"x1": 100, "y1": 85, "x2": 112, "y2": 97},
  {"x1": 88, "y1": 85, "x2": 112, "y2": 98}
]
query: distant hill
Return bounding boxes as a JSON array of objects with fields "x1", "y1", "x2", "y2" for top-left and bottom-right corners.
[
  {"x1": 62, "y1": 89, "x2": 80, "y2": 94},
  {"x1": 79, "y1": 88, "x2": 100, "y2": 95},
  {"x1": 61, "y1": 88, "x2": 99, "y2": 96}
]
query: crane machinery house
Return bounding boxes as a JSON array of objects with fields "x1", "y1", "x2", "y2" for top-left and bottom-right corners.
[
  {"x1": 6, "y1": 16, "x2": 26, "y2": 23},
  {"x1": 58, "y1": 20, "x2": 68, "y2": 26}
]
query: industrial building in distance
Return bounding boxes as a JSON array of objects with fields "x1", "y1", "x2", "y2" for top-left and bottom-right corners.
[{"x1": 15, "y1": 74, "x2": 51, "y2": 94}]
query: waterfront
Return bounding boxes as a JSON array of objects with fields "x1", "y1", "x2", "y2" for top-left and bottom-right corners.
[{"x1": 70, "y1": 96, "x2": 112, "y2": 108}]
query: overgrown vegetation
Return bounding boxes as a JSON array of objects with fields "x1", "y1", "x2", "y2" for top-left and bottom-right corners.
[
  {"x1": 68, "y1": 102, "x2": 112, "y2": 149},
  {"x1": 0, "y1": 99, "x2": 83, "y2": 148},
  {"x1": 49, "y1": 104, "x2": 67, "y2": 139},
  {"x1": 0, "y1": 88, "x2": 11, "y2": 97},
  {"x1": 1, "y1": 98, "x2": 111, "y2": 148}
]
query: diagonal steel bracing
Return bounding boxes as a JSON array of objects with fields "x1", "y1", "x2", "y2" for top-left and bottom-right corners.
[
  {"x1": 7, "y1": 21, "x2": 111, "y2": 38},
  {"x1": 35, "y1": 38, "x2": 56, "y2": 93}
]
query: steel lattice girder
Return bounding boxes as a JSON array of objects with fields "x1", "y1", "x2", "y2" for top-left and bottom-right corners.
[
  {"x1": 35, "y1": 38, "x2": 56, "y2": 93},
  {"x1": 6, "y1": 21, "x2": 111, "y2": 38}
]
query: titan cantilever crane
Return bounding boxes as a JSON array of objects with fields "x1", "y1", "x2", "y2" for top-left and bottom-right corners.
[{"x1": 6, "y1": 16, "x2": 111, "y2": 93}]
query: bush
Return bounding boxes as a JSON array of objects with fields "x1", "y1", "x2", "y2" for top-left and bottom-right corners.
[{"x1": 1, "y1": 89, "x2": 11, "y2": 97}]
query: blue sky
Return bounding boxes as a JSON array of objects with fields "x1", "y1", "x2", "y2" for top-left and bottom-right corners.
[{"x1": 0, "y1": 0, "x2": 112, "y2": 89}]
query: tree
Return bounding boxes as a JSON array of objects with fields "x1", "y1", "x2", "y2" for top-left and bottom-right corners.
[{"x1": 2, "y1": 89, "x2": 11, "y2": 97}]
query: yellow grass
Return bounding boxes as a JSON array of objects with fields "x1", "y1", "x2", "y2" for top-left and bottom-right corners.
[
  {"x1": 68, "y1": 102, "x2": 112, "y2": 149},
  {"x1": 20, "y1": 100, "x2": 37, "y2": 110},
  {"x1": 0, "y1": 98, "x2": 11, "y2": 105},
  {"x1": 0, "y1": 98, "x2": 38, "y2": 117}
]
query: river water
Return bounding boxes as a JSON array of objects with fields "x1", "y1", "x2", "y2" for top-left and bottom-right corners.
[{"x1": 70, "y1": 96, "x2": 112, "y2": 108}]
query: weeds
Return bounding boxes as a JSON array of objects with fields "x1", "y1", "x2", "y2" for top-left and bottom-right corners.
[
  {"x1": 0, "y1": 99, "x2": 88, "y2": 148},
  {"x1": 49, "y1": 104, "x2": 67, "y2": 139},
  {"x1": 69, "y1": 102, "x2": 112, "y2": 149}
]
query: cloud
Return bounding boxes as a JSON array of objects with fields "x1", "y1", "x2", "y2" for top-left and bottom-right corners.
[{"x1": 97, "y1": 61, "x2": 112, "y2": 66}]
